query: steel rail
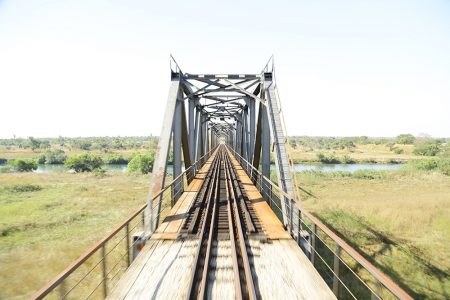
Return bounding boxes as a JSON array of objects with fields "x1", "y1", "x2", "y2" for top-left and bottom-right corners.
[
  {"x1": 224, "y1": 152, "x2": 257, "y2": 300},
  {"x1": 186, "y1": 152, "x2": 221, "y2": 300},
  {"x1": 198, "y1": 150, "x2": 222, "y2": 299},
  {"x1": 223, "y1": 150, "x2": 243, "y2": 300},
  {"x1": 227, "y1": 145, "x2": 413, "y2": 300}
]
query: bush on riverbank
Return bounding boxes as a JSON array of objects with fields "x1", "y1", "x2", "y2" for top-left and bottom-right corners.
[
  {"x1": 64, "y1": 153, "x2": 103, "y2": 172},
  {"x1": 408, "y1": 158, "x2": 450, "y2": 175},
  {"x1": 127, "y1": 152, "x2": 154, "y2": 174},
  {"x1": 105, "y1": 154, "x2": 129, "y2": 164},
  {"x1": 38, "y1": 149, "x2": 67, "y2": 164},
  {"x1": 413, "y1": 143, "x2": 441, "y2": 156},
  {"x1": 8, "y1": 159, "x2": 38, "y2": 172}
]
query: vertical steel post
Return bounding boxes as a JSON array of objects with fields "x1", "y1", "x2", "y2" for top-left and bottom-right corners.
[
  {"x1": 188, "y1": 99, "x2": 196, "y2": 161},
  {"x1": 261, "y1": 102, "x2": 271, "y2": 203},
  {"x1": 249, "y1": 98, "x2": 255, "y2": 161},
  {"x1": 311, "y1": 224, "x2": 317, "y2": 265},
  {"x1": 125, "y1": 223, "x2": 130, "y2": 267},
  {"x1": 101, "y1": 244, "x2": 108, "y2": 297},
  {"x1": 333, "y1": 246, "x2": 341, "y2": 297},
  {"x1": 173, "y1": 96, "x2": 182, "y2": 203},
  {"x1": 297, "y1": 208, "x2": 301, "y2": 245}
]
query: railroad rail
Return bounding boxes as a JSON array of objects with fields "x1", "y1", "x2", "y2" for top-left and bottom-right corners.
[{"x1": 186, "y1": 146, "x2": 257, "y2": 300}]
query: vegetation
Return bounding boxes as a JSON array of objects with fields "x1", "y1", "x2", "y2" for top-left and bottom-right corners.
[
  {"x1": 0, "y1": 171, "x2": 148, "y2": 298},
  {"x1": 127, "y1": 152, "x2": 155, "y2": 174},
  {"x1": 64, "y1": 154, "x2": 103, "y2": 172},
  {"x1": 316, "y1": 152, "x2": 340, "y2": 164},
  {"x1": 396, "y1": 134, "x2": 416, "y2": 145},
  {"x1": 105, "y1": 154, "x2": 128, "y2": 164},
  {"x1": 413, "y1": 142, "x2": 441, "y2": 156},
  {"x1": 408, "y1": 158, "x2": 450, "y2": 175},
  {"x1": 8, "y1": 158, "x2": 38, "y2": 172},
  {"x1": 38, "y1": 149, "x2": 67, "y2": 164},
  {"x1": 296, "y1": 167, "x2": 450, "y2": 299},
  {"x1": 0, "y1": 157, "x2": 7, "y2": 165},
  {"x1": 3, "y1": 184, "x2": 42, "y2": 193}
]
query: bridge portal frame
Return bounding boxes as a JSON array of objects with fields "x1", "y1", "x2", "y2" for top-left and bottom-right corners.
[{"x1": 148, "y1": 56, "x2": 296, "y2": 232}]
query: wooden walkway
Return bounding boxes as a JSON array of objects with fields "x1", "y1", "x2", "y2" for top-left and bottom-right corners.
[{"x1": 107, "y1": 150, "x2": 336, "y2": 300}]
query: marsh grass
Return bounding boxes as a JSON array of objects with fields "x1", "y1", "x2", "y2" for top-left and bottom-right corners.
[
  {"x1": 0, "y1": 171, "x2": 148, "y2": 299},
  {"x1": 296, "y1": 168, "x2": 450, "y2": 299}
]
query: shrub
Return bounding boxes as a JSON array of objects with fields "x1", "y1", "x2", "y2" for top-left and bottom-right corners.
[
  {"x1": 408, "y1": 158, "x2": 450, "y2": 175},
  {"x1": 93, "y1": 168, "x2": 107, "y2": 177},
  {"x1": 0, "y1": 158, "x2": 7, "y2": 165},
  {"x1": 45, "y1": 149, "x2": 67, "y2": 164},
  {"x1": 394, "y1": 148, "x2": 404, "y2": 154},
  {"x1": 65, "y1": 153, "x2": 103, "y2": 172},
  {"x1": 396, "y1": 134, "x2": 415, "y2": 145},
  {"x1": 413, "y1": 143, "x2": 440, "y2": 156},
  {"x1": 128, "y1": 152, "x2": 155, "y2": 174},
  {"x1": 105, "y1": 154, "x2": 128, "y2": 164},
  {"x1": 8, "y1": 159, "x2": 38, "y2": 172},
  {"x1": 316, "y1": 152, "x2": 340, "y2": 164},
  {"x1": 5, "y1": 184, "x2": 42, "y2": 193},
  {"x1": 341, "y1": 155, "x2": 355, "y2": 164}
]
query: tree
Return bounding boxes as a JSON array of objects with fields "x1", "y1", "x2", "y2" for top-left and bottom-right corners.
[
  {"x1": 27, "y1": 137, "x2": 41, "y2": 151},
  {"x1": 128, "y1": 152, "x2": 154, "y2": 174},
  {"x1": 65, "y1": 153, "x2": 103, "y2": 172},
  {"x1": 396, "y1": 134, "x2": 415, "y2": 145},
  {"x1": 413, "y1": 143, "x2": 441, "y2": 156},
  {"x1": 8, "y1": 159, "x2": 38, "y2": 172}
]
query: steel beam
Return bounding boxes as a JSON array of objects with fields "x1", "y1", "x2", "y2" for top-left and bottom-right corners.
[{"x1": 148, "y1": 79, "x2": 180, "y2": 232}]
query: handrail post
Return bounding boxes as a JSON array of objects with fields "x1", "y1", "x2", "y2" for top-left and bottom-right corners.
[
  {"x1": 297, "y1": 208, "x2": 301, "y2": 245},
  {"x1": 371, "y1": 280, "x2": 382, "y2": 300},
  {"x1": 125, "y1": 223, "x2": 130, "y2": 267},
  {"x1": 289, "y1": 198, "x2": 294, "y2": 235},
  {"x1": 333, "y1": 245, "x2": 341, "y2": 297},
  {"x1": 101, "y1": 244, "x2": 108, "y2": 297},
  {"x1": 311, "y1": 223, "x2": 317, "y2": 265},
  {"x1": 269, "y1": 184, "x2": 272, "y2": 207}
]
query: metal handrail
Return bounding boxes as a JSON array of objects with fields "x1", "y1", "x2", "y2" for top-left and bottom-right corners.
[
  {"x1": 31, "y1": 148, "x2": 216, "y2": 300},
  {"x1": 228, "y1": 146, "x2": 412, "y2": 300}
]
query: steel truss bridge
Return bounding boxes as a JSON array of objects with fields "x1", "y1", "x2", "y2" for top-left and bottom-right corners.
[{"x1": 32, "y1": 57, "x2": 412, "y2": 300}]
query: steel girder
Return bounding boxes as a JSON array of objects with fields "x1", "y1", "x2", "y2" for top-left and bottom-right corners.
[{"x1": 148, "y1": 55, "x2": 295, "y2": 233}]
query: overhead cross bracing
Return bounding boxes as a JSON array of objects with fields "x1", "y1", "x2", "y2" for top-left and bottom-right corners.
[{"x1": 148, "y1": 55, "x2": 296, "y2": 233}]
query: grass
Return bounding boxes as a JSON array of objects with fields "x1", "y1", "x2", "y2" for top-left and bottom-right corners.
[
  {"x1": 0, "y1": 171, "x2": 149, "y2": 299},
  {"x1": 296, "y1": 168, "x2": 450, "y2": 299}
]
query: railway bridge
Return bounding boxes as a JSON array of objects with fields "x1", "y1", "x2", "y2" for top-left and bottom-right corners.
[{"x1": 32, "y1": 57, "x2": 412, "y2": 300}]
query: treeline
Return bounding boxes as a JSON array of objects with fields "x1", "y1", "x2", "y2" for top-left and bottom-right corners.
[
  {"x1": 289, "y1": 134, "x2": 449, "y2": 157},
  {"x1": 0, "y1": 136, "x2": 158, "y2": 152}
]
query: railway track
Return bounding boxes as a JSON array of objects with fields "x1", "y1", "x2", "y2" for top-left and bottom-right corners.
[{"x1": 184, "y1": 146, "x2": 259, "y2": 300}]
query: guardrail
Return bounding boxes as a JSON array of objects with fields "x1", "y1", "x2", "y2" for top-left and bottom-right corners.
[
  {"x1": 229, "y1": 147, "x2": 412, "y2": 300},
  {"x1": 31, "y1": 149, "x2": 215, "y2": 300}
]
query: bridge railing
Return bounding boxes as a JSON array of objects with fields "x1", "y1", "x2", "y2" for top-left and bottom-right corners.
[
  {"x1": 31, "y1": 149, "x2": 215, "y2": 300},
  {"x1": 229, "y1": 147, "x2": 412, "y2": 300}
]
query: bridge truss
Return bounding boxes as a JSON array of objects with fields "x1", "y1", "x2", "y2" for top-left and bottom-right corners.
[{"x1": 148, "y1": 56, "x2": 296, "y2": 231}]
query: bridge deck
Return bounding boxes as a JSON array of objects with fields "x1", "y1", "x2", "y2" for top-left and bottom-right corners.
[{"x1": 107, "y1": 150, "x2": 336, "y2": 299}]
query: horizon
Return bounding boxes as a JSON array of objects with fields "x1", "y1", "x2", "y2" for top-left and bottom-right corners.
[{"x1": 1, "y1": 133, "x2": 448, "y2": 140}]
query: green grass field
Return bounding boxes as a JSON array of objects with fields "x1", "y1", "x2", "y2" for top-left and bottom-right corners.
[
  {"x1": 0, "y1": 136, "x2": 449, "y2": 299},
  {"x1": 0, "y1": 172, "x2": 149, "y2": 299},
  {"x1": 296, "y1": 168, "x2": 450, "y2": 299}
]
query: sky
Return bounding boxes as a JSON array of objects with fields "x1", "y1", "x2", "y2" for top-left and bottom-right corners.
[{"x1": 0, "y1": 0, "x2": 449, "y2": 138}]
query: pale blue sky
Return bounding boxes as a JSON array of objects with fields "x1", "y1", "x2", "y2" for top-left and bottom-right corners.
[{"x1": 0, "y1": 0, "x2": 449, "y2": 138}]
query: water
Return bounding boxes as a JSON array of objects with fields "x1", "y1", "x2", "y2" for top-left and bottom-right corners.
[
  {"x1": 31, "y1": 163, "x2": 402, "y2": 174},
  {"x1": 293, "y1": 163, "x2": 403, "y2": 173}
]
